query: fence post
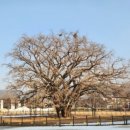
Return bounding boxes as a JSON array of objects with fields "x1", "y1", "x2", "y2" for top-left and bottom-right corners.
[
  {"x1": 33, "y1": 116, "x2": 35, "y2": 125},
  {"x1": 59, "y1": 117, "x2": 61, "y2": 126},
  {"x1": 99, "y1": 116, "x2": 101, "y2": 125},
  {"x1": 126, "y1": 118, "x2": 128, "y2": 125},
  {"x1": 21, "y1": 116, "x2": 23, "y2": 126},
  {"x1": 10, "y1": 116, "x2": 12, "y2": 125},
  {"x1": 111, "y1": 116, "x2": 114, "y2": 125},
  {"x1": 73, "y1": 116, "x2": 75, "y2": 126},
  {"x1": 86, "y1": 116, "x2": 88, "y2": 126},
  {"x1": 0, "y1": 116, "x2": 2, "y2": 125},
  {"x1": 123, "y1": 115, "x2": 126, "y2": 125},
  {"x1": 3, "y1": 120, "x2": 4, "y2": 126},
  {"x1": 46, "y1": 116, "x2": 48, "y2": 126}
]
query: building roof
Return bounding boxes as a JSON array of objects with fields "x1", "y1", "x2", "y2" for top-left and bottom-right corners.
[{"x1": 0, "y1": 90, "x2": 20, "y2": 100}]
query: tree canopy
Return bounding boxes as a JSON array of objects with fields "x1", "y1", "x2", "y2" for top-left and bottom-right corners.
[{"x1": 6, "y1": 32, "x2": 130, "y2": 117}]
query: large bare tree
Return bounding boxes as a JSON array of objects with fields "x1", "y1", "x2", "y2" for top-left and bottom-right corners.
[{"x1": 6, "y1": 32, "x2": 129, "y2": 117}]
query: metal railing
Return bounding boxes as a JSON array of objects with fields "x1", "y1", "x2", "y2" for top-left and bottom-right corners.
[{"x1": 0, "y1": 115, "x2": 130, "y2": 126}]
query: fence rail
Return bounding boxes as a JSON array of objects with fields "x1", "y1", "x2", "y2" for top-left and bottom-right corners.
[{"x1": 0, "y1": 115, "x2": 130, "y2": 126}]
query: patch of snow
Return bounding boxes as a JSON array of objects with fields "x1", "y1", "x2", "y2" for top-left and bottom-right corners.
[{"x1": 0, "y1": 126, "x2": 130, "y2": 130}]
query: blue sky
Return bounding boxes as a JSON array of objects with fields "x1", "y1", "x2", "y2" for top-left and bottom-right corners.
[{"x1": 0, "y1": 0, "x2": 130, "y2": 89}]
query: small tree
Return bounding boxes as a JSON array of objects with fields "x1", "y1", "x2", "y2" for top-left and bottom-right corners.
[
  {"x1": 76, "y1": 93, "x2": 108, "y2": 117},
  {"x1": 6, "y1": 32, "x2": 129, "y2": 117}
]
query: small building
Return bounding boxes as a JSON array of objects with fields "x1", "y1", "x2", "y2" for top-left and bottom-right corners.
[{"x1": 0, "y1": 90, "x2": 21, "y2": 110}]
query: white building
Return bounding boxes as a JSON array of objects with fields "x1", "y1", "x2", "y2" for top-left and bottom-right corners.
[{"x1": 0, "y1": 90, "x2": 21, "y2": 110}]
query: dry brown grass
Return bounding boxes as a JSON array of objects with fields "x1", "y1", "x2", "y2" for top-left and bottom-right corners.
[{"x1": 72, "y1": 111, "x2": 130, "y2": 117}]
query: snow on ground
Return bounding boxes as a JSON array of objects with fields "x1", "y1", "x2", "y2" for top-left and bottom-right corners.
[{"x1": 0, "y1": 126, "x2": 130, "y2": 130}]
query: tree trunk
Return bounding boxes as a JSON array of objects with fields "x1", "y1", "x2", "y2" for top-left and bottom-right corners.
[
  {"x1": 56, "y1": 107, "x2": 60, "y2": 118},
  {"x1": 92, "y1": 107, "x2": 96, "y2": 117},
  {"x1": 55, "y1": 106, "x2": 72, "y2": 117},
  {"x1": 61, "y1": 106, "x2": 71, "y2": 117}
]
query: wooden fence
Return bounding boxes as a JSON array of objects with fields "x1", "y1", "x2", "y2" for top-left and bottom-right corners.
[{"x1": 0, "y1": 115, "x2": 130, "y2": 126}]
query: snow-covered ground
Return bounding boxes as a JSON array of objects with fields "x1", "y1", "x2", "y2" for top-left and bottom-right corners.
[{"x1": 0, "y1": 126, "x2": 130, "y2": 130}]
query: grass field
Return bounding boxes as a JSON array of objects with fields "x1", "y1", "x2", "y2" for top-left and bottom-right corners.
[{"x1": 72, "y1": 110, "x2": 130, "y2": 117}]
